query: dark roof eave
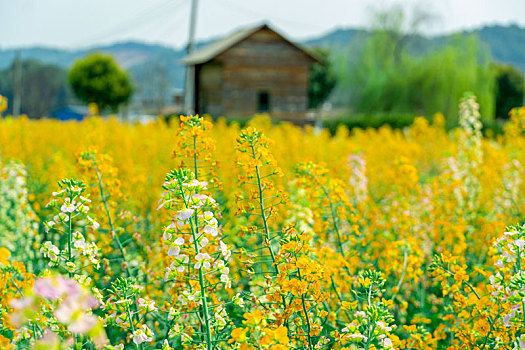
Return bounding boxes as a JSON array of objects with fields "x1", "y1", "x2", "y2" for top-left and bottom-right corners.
[{"x1": 182, "y1": 23, "x2": 323, "y2": 66}]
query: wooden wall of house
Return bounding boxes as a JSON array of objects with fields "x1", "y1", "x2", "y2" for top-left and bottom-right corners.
[
  {"x1": 196, "y1": 62, "x2": 223, "y2": 116},
  {"x1": 196, "y1": 27, "x2": 314, "y2": 122}
]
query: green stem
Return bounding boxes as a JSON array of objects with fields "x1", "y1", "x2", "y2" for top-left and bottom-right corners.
[
  {"x1": 392, "y1": 249, "x2": 408, "y2": 300},
  {"x1": 308, "y1": 173, "x2": 346, "y2": 257},
  {"x1": 32, "y1": 323, "x2": 37, "y2": 341},
  {"x1": 196, "y1": 259, "x2": 212, "y2": 349},
  {"x1": 365, "y1": 322, "x2": 376, "y2": 350},
  {"x1": 67, "y1": 211, "x2": 72, "y2": 277},
  {"x1": 250, "y1": 143, "x2": 288, "y2": 313},
  {"x1": 250, "y1": 143, "x2": 278, "y2": 275},
  {"x1": 92, "y1": 159, "x2": 142, "y2": 348},
  {"x1": 480, "y1": 309, "x2": 501, "y2": 350},
  {"x1": 322, "y1": 184, "x2": 345, "y2": 258},
  {"x1": 517, "y1": 247, "x2": 525, "y2": 327},
  {"x1": 439, "y1": 263, "x2": 500, "y2": 349},
  {"x1": 178, "y1": 180, "x2": 212, "y2": 350},
  {"x1": 126, "y1": 304, "x2": 139, "y2": 350},
  {"x1": 163, "y1": 314, "x2": 177, "y2": 343},
  {"x1": 193, "y1": 135, "x2": 210, "y2": 341},
  {"x1": 92, "y1": 160, "x2": 132, "y2": 277},
  {"x1": 297, "y1": 270, "x2": 314, "y2": 349},
  {"x1": 438, "y1": 265, "x2": 481, "y2": 299},
  {"x1": 329, "y1": 276, "x2": 353, "y2": 320},
  {"x1": 301, "y1": 294, "x2": 314, "y2": 349},
  {"x1": 193, "y1": 136, "x2": 199, "y2": 178}
]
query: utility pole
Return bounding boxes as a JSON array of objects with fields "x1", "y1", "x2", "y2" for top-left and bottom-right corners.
[
  {"x1": 184, "y1": 0, "x2": 198, "y2": 115},
  {"x1": 13, "y1": 50, "x2": 22, "y2": 117}
]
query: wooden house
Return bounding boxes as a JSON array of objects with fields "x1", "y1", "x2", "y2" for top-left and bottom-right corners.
[{"x1": 183, "y1": 23, "x2": 321, "y2": 123}]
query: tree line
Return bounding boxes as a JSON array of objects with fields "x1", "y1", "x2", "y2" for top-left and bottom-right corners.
[
  {"x1": 0, "y1": 9, "x2": 523, "y2": 122},
  {"x1": 327, "y1": 4, "x2": 524, "y2": 125}
]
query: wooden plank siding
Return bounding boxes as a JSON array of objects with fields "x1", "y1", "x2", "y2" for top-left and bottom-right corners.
[
  {"x1": 194, "y1": 27, "x2": 316, "y2": 123},
  {"x1": 195, "y1": 63, "x2": 222, "y2": 117}
]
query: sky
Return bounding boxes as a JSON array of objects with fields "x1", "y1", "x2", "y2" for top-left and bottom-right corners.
[{"x1": 1, "y1": 0, "x2": 525, "y2": 50}]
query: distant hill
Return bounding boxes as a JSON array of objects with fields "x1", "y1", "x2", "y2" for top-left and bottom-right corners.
[
  {"x1": 474, "y1": 24, "x2": 525, "y2": 71},
  {"x1": 0, "y1": 42, "x2": 188, "y2": 98},
  {"x1": 304, "y1": 28, "x2": 361, "y2": 48},
  {"x1": 0, "y1": 24, "x2": 524, "y2": 95},
  {"x1": 0, "y1": 41, "x2": 190, "y2": 69},
  {"x1": 303, "y1": 24, "x2": 525, "y2": 72}
]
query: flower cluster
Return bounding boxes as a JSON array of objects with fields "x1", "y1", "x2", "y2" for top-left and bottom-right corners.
[
  {"x1": 159, "y1": 168, "x2": 232, "y2": 347},
  {"x1": 76, "y1": 146, "x2": 134, "y2": 277},
  {"x1": 276, "y1": 225, "x2": 328, "y2": 348},
  {"x1": 103, "y1": 277, "x2": 155, "y2": 347},
  {"x1": 347, "y1": 153, "x2": 368, "y2": 204},
  {"x1": 0, "y1": 247, "x2": 35, "y2": 347},
  {"x1": 491, "y1": 225, "x2": 525, "y2": 329},
  {"x1": 9, "y1": 275, "x2": 107, "y2": 349},
  {"x1": 3, "y1": 101, "x2": 525, "y2": 349},
  {"x1": 295, "y1": 161, "x2": 360, "y2": 254},
  {"x1": 42, "y1": 179, "x2": 100, "y2": 277},
  {"x1": 454, "y1": 93, "x2": 483, "y2": 215},
  {"x1": 174, "y1": 115, "x2": 221, "y2": 189},
  {"x1": 229, "y1": 310, "x2": 290, "y2": 350},
  {"x1": 0, "y1": 161, "x2": 39, "y2": 266}
]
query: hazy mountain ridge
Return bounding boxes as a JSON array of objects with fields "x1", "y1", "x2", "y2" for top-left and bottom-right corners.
[
  {"x1": 303, "y1": 24, "x2": 525, "y2": 72},
  {"x1": 303, "y1": 28, "x2": 361, "y2": 48},
  {"x1": 1, "y1": 24, "x2": 523, "y2": 91},
  {"x1": 0, "y1": 41, "x2": 181, "y2": 69},
  {"x1": 474, "y1": 24, "x2": 525, "y2": 70}
]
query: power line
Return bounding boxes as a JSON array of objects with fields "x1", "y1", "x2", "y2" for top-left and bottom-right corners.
[
  {"x1": 154, "y1": 1, "x2": 191, "y2": 46},
  {"x1": 213, "y1": 0, "x2": 325, "y2": 31},
  {"x1": 80, "y1": 0, "x2": 170, "y2": 43},
  {"x1": 132, "y1": 0, "x2": 189, "y2": 40},
  {"x1": 184, "y1": 0, "x2": 199, "y2": 114},
  {"x1": 81, "y1": 0, "x2": 185, "y2": 45}
]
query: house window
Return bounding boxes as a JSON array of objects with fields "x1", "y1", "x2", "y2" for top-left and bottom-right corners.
[{"x1": 257, "y1": 91, "x2": 270, "y2": 113}]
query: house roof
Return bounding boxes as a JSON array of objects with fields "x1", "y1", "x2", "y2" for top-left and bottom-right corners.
[{"x1": 183, "y1": 23, "x2": 322, "y2": 65}]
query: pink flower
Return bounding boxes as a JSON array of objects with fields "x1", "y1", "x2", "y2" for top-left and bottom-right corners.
[
  {"x1": 8, "y1": 296, "x2": 35, "y2": 327},
  {"x1": 138, "y1": 298, "x2": 158, "y2": 312},
  {"x1": 34, "y1": 329, "x2": 60, "y2": 348},
  {"x1": 68, "y1": 313, "x2": 98, "y2": 334},
  {"x1": 33, "y1": 276, "x2": 80, "y2": 300},
  {"x1": 61, "y1": 200, "x2": 76, "y2": 213},
  {"x1": 55, "y1": 293, "x2": 98, "y2": 325}
]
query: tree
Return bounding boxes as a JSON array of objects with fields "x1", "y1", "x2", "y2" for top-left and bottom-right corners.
[
  {"x1": 495, "y1": 64, "x2": 524, "y2": 119},
  {"x1": 344, "y1": 33, "x2": 495, "y2": 123},
  {"x1": 132, "y1": 59, "x2": 169, "y2": 114},
  {"x1": 68, "y1": 53, "x2": 133, "y2": 112},
  {"x1": 308, "y1": 48, "x2": 337, "y2": 109},
  {"x1": 0, "y1": 59, "x2": 70, "y2": 118},
  {"x1": 370, "y1": 2, "x2": 437, "y2": 64},
  {"x1": 334, "y1": 2, "x2": 496, "y2": 124}
]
